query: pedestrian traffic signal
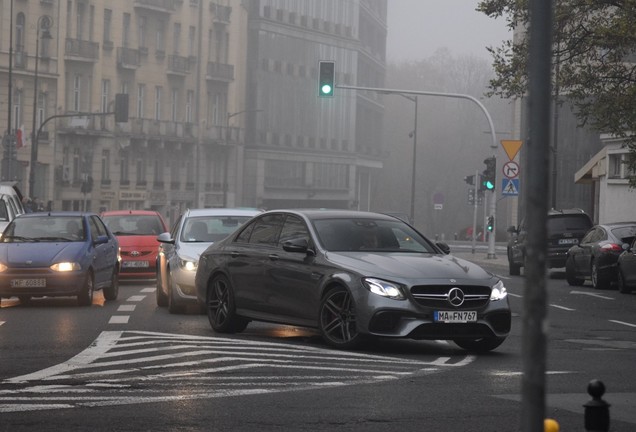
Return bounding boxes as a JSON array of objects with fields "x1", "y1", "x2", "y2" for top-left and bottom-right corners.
[
  {"x1": 481, "y1": 156, "x2": 496, "y2": 191},
  {"x1": 487, "y1": 215, "x2": 494, "y2": 232},
  {"x1": 318, "y1": 61, "x2": 335, "y2": 97}
]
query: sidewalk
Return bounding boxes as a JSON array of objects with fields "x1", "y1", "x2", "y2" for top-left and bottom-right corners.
[{"x1": 446, "y1": 241, "x2": 508, "y2": 270}]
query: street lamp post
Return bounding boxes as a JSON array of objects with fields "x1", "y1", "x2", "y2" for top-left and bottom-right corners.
[
  {"x1": 28, "y1": 15, "x2": 53, "y2": 199},
  {"x1": 224, "y1": 109, "x2": 262, "y2": 207}
]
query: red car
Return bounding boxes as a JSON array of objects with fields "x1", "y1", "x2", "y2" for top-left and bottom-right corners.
[{"x1": 101, "y1": 210, "x2": 168, "y2": 281}]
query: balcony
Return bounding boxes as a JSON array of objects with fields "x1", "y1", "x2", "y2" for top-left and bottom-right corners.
[
  {"x1": 134, "y1": 0, "x2": 175, "y2": 14},
  {"x1": 116, "y1": 118, "x2": 197, "y2": 141},
  {"x1": 202, "y1": 125, "x2": 243, "y2": 145},
  {"x1": 117, "y1": 47, "x2": 141, "y2": 69},
  {"x1": 206, "y1": 62, "x2": 234, "y2": 82},
  {"x1": 167, "y1": 55, "x2": 190, "y2": 76},
  {"x1": 65, "y1": 38, "x2": 99, "y2": 62},
  {"x1": 210, "y1": 4, "x2": 232, "y2": 25}
]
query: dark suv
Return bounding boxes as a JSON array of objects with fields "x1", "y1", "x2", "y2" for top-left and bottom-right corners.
[{"x1": 507, "y1": 208, "x2": 593, "y2": 275}]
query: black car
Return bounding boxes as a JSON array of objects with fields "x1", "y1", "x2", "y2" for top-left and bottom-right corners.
[
  {"x1": 617, "y1": 237, "x2": 636, "y2": 294},
  {"x1": 565, "y1": 222, "x2": 636, "y2": 289},
  {"x1": 507, "y1": 208, "x2": 593, "y2": 275},
  {"x1": 195, "y1": 210, "x2": 511, "y2": 352}
]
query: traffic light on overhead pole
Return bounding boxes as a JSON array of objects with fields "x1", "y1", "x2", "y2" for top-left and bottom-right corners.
[
  {"x1": 318, "y1": 61, "x2": 335, "y2": 97},
  {"x1": 481, "y1": 156, "x2": 496, "y2": 191}
]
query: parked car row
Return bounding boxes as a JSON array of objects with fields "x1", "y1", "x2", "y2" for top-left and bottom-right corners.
[{"x1": 565, "y1": 221, "x2": 636, "y2": 293}]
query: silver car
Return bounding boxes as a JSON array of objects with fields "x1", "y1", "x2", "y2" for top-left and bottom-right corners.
[{"x1": 156, "y1": 208, "x2": 261, "y2": 313}]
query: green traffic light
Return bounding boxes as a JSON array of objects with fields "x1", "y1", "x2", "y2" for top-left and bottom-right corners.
[
  {"x1": 321, "y1": 84, "x2": 333, "y2": 95},
  {"x1": 485, "y1": 180, "x2": 494, "y2": 190}
]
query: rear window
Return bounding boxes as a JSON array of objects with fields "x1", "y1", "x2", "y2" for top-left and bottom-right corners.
[
  {"x1": 547, "y1": 215, "x2": 592, "y2": 235},
  {"x1": 611, "y1": 225, "x2": 636, "y2": 243},
  {"x1": 102, "y1": 214, "x2": 164, "y2": 235}
]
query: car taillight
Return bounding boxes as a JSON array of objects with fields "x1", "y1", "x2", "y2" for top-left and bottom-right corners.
[{"x1": 600, "y1": 243, "x2": 622, "y2": 252}]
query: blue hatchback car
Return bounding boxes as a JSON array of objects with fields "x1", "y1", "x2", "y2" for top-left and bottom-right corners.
[{"x1": 0, "y1": 212, "x2": 120, "y2": 306}]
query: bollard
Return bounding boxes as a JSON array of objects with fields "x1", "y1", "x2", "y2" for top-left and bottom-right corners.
[{"x1": 584, "y1": 379, "x2": 610, "y2": 432}]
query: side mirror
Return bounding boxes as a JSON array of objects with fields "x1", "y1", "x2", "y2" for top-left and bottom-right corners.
[
  {"x1": 95, "y1": 235, "x2": 109, "y2": 245},
  {"x1": 157, "y1": 232, "x2": 174, "y2": 244},
  {"x1": 283, "y1": 238, "x2": 312, "y2": 254},
  {"x1": 436, "y1": 241, "x2": 451, "y2": 255}
]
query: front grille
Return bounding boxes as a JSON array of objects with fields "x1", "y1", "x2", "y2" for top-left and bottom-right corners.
[
  {"x1": 410, "y1": 284, "x2": 491, "y2": 309},
  {"x1": 408, "y1": 322, "x2": 494, "y2": 339},
  {"x1": 121, "y1": 250, "x2": 153, "y2": 257}
]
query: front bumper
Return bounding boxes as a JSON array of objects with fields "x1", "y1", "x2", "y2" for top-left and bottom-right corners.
[{"x1": 0, "y1": 270, "x2": 87, "y2": 298}]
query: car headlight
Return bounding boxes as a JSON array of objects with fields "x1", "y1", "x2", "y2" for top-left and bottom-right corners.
[
  {"x1": 362, "y1": 277, "x2": 405, "y2": 300},
  {"x1": 0, "y1": 263, "x2": 7, "y2": 272},
  {"x1": 50, "y1": 262, "x2": 81, "y2": 272},
  {"x1": 178, "y1": 256, "x2": 198, "y2": 272},
  {"x1": 490, "y1": 280, "x2": 508, "y2": 301}
]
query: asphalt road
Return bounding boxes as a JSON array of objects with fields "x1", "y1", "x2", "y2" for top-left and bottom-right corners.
[{"x1": 1, "y1": 262, "x2": 635, "y2": 431}]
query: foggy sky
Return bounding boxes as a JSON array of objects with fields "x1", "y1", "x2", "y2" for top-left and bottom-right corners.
[{"x1": 387, "y1": 0, "x2": 511, "y2": 62}]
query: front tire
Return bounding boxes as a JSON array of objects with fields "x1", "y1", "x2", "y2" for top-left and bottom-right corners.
[
  {"x1": 454, "y1": 336, "x2": 506, "y2": 353},
  {"x1": 77, "y1": 272, "x2": 94, "y2": 306},
  {"x1": 167, "y1": 272, "x2": 185, "y2": 314},
  {"x1": 103, "y1": 269, "x2": 119, "y2": 301},
  {"x1": 206, "y1": 274, "x2": 248, "y2": 333},
  {"x1": 319, "y1": 286, "x2": 363, "y2": 349},
  {"x1": 156, "y1": 267, "x2": 168, "y2": 307},
  {"x1": 591, "y1": 261, "x2": 608, "y2": 289},
  {"x1": 617, "y1": 269, "x2": 631, "y2": 294}
]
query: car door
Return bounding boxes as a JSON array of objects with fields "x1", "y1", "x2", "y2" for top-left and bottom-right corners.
[
  {"x1": 263, "y1": 215, "x2": 319, "y2": 325},
  {"x1": 620, "y1": 239, "x2": 636, "y2": 287},
  {"x1": 159, "y1": 214, "x2": 182, "y2": 294},
  {"x1": 228, "y1": 214, "x2": 284, "y2": 314},
  {"x1": 90, "y1": 215, "x2": 117, "y2": 287}
]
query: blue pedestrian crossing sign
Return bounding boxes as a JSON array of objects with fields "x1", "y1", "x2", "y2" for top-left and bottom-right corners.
[{"x1": 502, "y1": 178, "x2": 520, "y2": 196}]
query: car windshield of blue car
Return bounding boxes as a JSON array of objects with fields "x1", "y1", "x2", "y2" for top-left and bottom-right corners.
[
  {"x1": 2, "y1": 216, "x2": 85, "y2": 242},
  {"x1": 313, "y1": 218, "x2": 437, "y2": 253}
]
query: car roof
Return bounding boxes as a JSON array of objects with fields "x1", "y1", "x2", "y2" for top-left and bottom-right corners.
[
  {"x1": 598, "y1": 221, "x2": 636, "y2": 228},
  {"x1": 184, "y1": 208, "x2": 262, "y2": 218},
  {"x1": 547, "y1": 208, "x2": 590, "y2": 217},
  {"x1": 17, "y1": 211, "x2": 96, "y2": 218},
  {"x1": 260, "y1": 209, "x2": 398, "y2": 221},
  {"x1": 101, "y1": 210, "x2": 162, "y2": 216}
]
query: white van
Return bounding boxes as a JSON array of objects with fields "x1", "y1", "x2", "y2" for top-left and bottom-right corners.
[{"x1": 0, "y1": 182, "x2": 26, "y2": 233}]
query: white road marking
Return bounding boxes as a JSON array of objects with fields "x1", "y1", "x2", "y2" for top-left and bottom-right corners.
[
  {"x1": 609, "y1": 319, "x2": 636, "y2": 328},
  {"x1": 570, "y1": 290, "x2": 614, "y2": 300},
  {"x1": 550, "y1": 304, "x2": 575, "y2": 311},
  {"x1": 108, "y1": 316, "x2": 130, "y2": 324},
  {"x1": 0, "y1": 330, "x2": 475, "y2": 412},
  {"x1": 491, "y1": 371, "x2": 575, "y2": 377},
  {"x1": 117, "y1": 305, "x2": 136, "y2": 312},
  {"x1": 126, "y1": 295, "x2": 146, "y2": 302},
  {"x1": 140, "y1": 288, "x2": 155, "y2": 293}
]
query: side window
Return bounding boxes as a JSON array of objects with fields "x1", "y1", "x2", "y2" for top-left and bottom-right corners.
[
  {"x1": 90, "y1": 216, "x2": 107, "y2": 238},
  {"x1": 171, "y1": 214, "x2": 182, "y2": 238},
  {"x1": 235, "y1": 220, "x2": 256, "y2": 243},
  {"x1": 278, "y1": 215, "x2": 309, "y2": 246},
  {"x1": 248, "y1": 214, "x2": 285, "y2": 245},
  {"x1": 581, "y1": 228, "x2": 596, "y2": 244},
  {"x1": 0, "y1": 200, "x2": 8, "y2": 221}
]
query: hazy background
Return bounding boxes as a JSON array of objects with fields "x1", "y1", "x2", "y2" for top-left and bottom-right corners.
[{"x1": 387, "y1": 0, "x2": 511, "y2": 62}]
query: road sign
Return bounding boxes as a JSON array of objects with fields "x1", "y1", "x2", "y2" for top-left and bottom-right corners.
[
  {"x1": 501, "y1": 139, "x2": 523, "y2": 161},
  {"x1": 502, "y1": 160, "x2": 520, "y2": 179},
  {"x1": 434, "y1": 203, "x2": 443, "y2": 210},
  {"x1": 502, "y1": 178, "x2": 520, "y2": 196}
]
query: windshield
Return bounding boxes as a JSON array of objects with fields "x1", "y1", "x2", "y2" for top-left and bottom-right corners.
[
  {"x1": 312, "y1": 218, "x2": 437, "y2": 253},
  {"x1": 181, "y1": 215, "x2": 253, "y2": 243},
  {"x1": 103, "y1": 215, "x2": 163, "y2": 236},
  {"x1": 2, "y1": 216, "x2": 85, "y2": 242}
]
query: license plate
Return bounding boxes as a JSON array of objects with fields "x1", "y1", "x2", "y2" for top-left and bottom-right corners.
[
  {"x1": 10, "y1": 278, "x2": 46, "y2": 288},
  {"x1": 558, "y1": 238, "x2": 578, "y2": 245},
  {"x1": 122, "y1": 261, "x2": 149, "y2": 268},
  {"x1": 434, "y1": 311, "x2": 477, "y2": 323}
]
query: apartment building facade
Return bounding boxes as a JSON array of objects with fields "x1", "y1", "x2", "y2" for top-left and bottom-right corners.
[{"x1": 1, "y1": 0, "x2": 246, "y2": 223}]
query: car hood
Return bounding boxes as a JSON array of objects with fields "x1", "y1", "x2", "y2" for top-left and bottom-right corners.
[
  {"x1": 178, "y1": 242, "x2": 214, "y2": 259},
  {"x1": 116, "y1": 235, "x2": 159, "y2": 249},
  {"x1": 326, "y1": 251, "x2": 494, "y2": 281},
  {"x1": 0, "y1": 242, "x2": 85, "y2": 266}
]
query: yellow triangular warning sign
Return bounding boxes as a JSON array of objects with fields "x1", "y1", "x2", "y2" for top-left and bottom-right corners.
[{"x1": 501, "y1": 140, "x2": 523, "y2": 161}]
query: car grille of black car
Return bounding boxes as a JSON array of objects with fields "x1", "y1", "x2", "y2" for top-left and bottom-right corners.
[{"x1": 409, "y1": 285, "x2": 491, "y2": 309}]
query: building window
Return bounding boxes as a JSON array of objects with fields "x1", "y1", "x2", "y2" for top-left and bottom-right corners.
[
  {"x1": 73, "y1": 148, "x2": 81, "y2": 182},
  {"x1": 66, "y1": 1, "x2": 72, "y2": 38},
  {"x1": 171, "y1": 89, "x2": 178, "y2": 122},
  {"x1": 156, "y1": 20, "x2": 166, "y2": 52},
  {"x1": 120, "y1": 153, "x2": 129, "y2": 183},
  {"x1": 136, "y1": 159, "x2": 146, "y2": 183},
  {"x1": 608, "y1": 153, "x2": 624, "y2": 179},
  {"x1": 12, "y1": 89, "x2": 22, "y2": 132},
  {"x1": 73, "y1": 75, "x2": 81, "y2": 111},
  {"x1": 123, "y1": 13, "x2": 131, "y2": 48},
  {"x1": 173, "y1": 23, "x2": 181, "y2": 55},
  {"x1": 154, "y1": 86, "x2": 162, "y2": 121},
  {"x1": 153, "y1": 158, "x2": 163, "y2": 182},
  {"x1": 120, "y1": 81, "x2": 129, "y2": 95},
  {"x1": 89, "y1": 5, "x2": 95, "y2": 41},
  {"x1": 186, "y1": 90, "x2": 193, "y2": 123},
  {"x1": 101, "y1": 79, "x2": 110, "y2": 113},
  {"x1": 138, "y1": 16, "x2": 147, "y2": 49},
  {"x1": 15, "y1": 13, "x2": 25, "y2": 51},
  {"x1": 103, "y1": 9, "x2": 112, "y2": 42},
  {"x1": 137, "y1": 84, "x2": 145, "y2": 118},
  {"x1": 188, "y1": 26, "x2": 195, "y2": 57},
  {"x1": 101, "y1": 150, "x2": 110, "y2": 181},
  {"x1": 37, "y1": 93, "x2": 47, "y2": 129},
  {"x1": 76, "y1": 2, "x2": 85, "y2": 40}
]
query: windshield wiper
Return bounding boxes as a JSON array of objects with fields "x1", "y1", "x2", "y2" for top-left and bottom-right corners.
[
  {"x1": 33, "y1": 236, "x2": 76, "y2": 242},
  {"x1": 2, "y1": 235, "x2": 38, "y2": 242}
]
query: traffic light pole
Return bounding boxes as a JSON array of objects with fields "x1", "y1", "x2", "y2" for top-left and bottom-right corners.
[{"x1": 336, "y1": 84, "x2": 499, "y2": 258}]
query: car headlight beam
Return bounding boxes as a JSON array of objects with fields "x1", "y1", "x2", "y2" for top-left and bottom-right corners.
[
  {"x1": 178, "y1": 256, "x2": 198, "y2": 272},
  {"x1": 362, "y1": 277, "x2": 405, "y2": 300},
  {"x1": 490, "y1": 280, "x2": 508, "y2": 301}
]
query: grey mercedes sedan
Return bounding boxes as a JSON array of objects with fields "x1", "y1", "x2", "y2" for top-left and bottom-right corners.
[{"x1": 195, "y1": 209, "x2": 511, "y2": 352}]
